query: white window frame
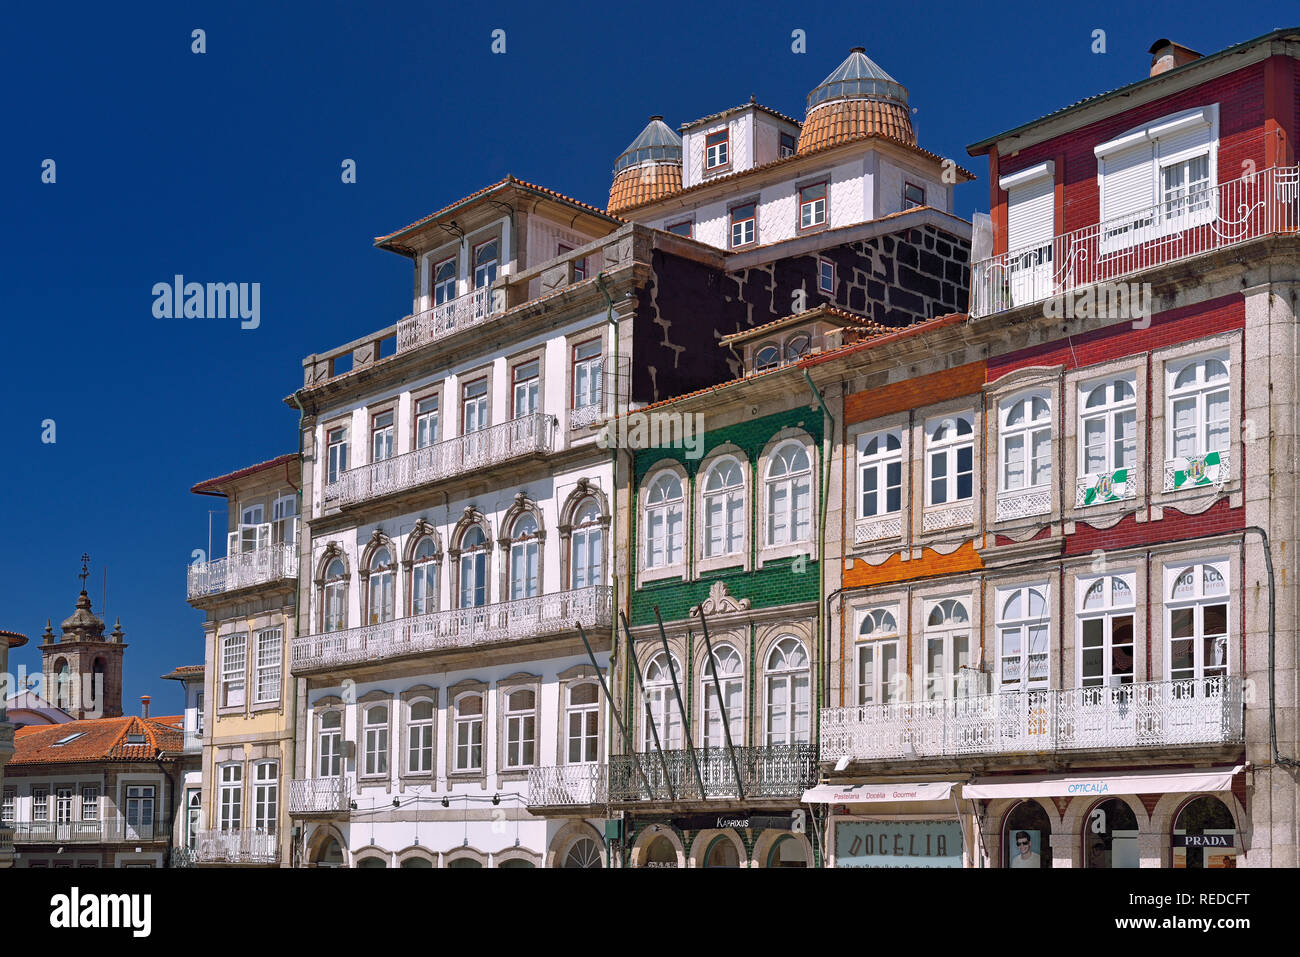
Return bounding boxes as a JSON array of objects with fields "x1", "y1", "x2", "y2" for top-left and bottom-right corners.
[
  {"x1": 406, "y1": 699, "x2": 436, "y2": 775},
  {"x1": 924, "y1": 598, "x2": 973, "y2": 700},
  {"x1": 701, "y1": 644, "x2": 744, "y2": 748},
  {"x1": 1079, "y1": 376, "x2": 1138, "y2": 479},
  {"x1": 729, "y1": 202, "x2": 756, "y2": 248},
  {"x1": 254, "y1": 628, "x2": 282, "y2": 704},
  {"x1": 1165, "y1": 560, "x2": 1230, "y2": 683},
  {"x1": 641, "y1": 652, "x2": 683, "y2": 750},
  {"x1": 317, "y1": 710, "x2": 343, "y2": 778},
  {"x1": 322, "y1": 558, "x2": 347, "y2": 633},
  {"x1": 855, "y1": 607, "x2": 900, "y2": 706},
  {"x1": 326, "y1": 426, "x2": 348, "y2": 485},
  {"x1": 453, "y1": 694, "x2": 484, "y2": 772},
  {"x1": 565, "y1": 682, "x2": 600, "y2": 764},
  {"x1": 1167, "y1": 352, "x2": 1230, "y2": 461},
  {"x1": 570, "y1": 500, "x2": 604, "y2": 590},
  {"x1": 371, "y1": 410, "x2": 395, "y2": 463},
  {"x1": 799, "y1": 181, "x2": 827, "y2": 229},
  {"x1": 362, "y1": 704, "x2": 389, "y2": 777},
  {"x1": 858, "y1": 429, "x2": 903, "y2": 519},
  {"x1": 702, "y1": 456, "x2": 745, "y2": 559},
  {"x1": 1000, "y1": 392, "x2": 1053, "y2": 493},
  {"x1": 764, "y1": 441, "x2": 813, "y2": 547},
  {"x1": 925, "y1": 414, "x2": 974, "y2": 507},
  {"x1": 415, "y1": 395, "x2": 440, "y2": 449},
  {"x1": 508, "y1": 515, "x2": 540, "y2": 601},
  {"x1": 1077, "y1": 573, "x2": 1136, "y2": 688},
  {"x1": 252, "y1": 760, "x2": 278, "y2": 834},
  {"x1": 410, "y1": 537, "x2": 438, "y2": 615},
  {"x1": 705, "y1": 129, "x2": 729, "y2": 169},
  {"x1": 996, "y1": 584, "x2": 1051, "y2": 691},
  {"x1": 764, "y1": 637, "x2": 810, "y2": 745},
  {"x1": 504, "y1": 689, "x2": 537, "y2": 769},
  {"x1": 221, "y1": 634, "x2": 247, "y2": 709},
  {"x1": 218, "y1": 765, "x2": 242, "y2": 831},
  {"x1": 643, "y1": 470, "x2": 685, "y2": 573},
  {"x1": 366, "y1": 547, "x2": 395, "y2": 625}
]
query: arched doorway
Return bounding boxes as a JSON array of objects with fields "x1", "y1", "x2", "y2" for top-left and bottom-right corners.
[
  {"x1": 1085, "y1": 798, "x2": 1140, "y2": 868},
  {"x1": 1172, "y1": 796, "x2": 1237, "y2": 868},
  {"x1": 312, "y1": 836, "x2": 344, "y2": 868},
  {"x1": 400, "y1": 857, "x2": 433, "y2": 868},
  {"x1": 356, "y1": 856, "x2": 387, "y2": 868},
  {"x1": 702, "y1": 834, "x2": 742, "y2": 868},
  {"x1": 447, "y1": 858, "x2": 482, "y2": 869},
  {"x1": 643, "y1": 835, "x2": 678, "y2": 868},
  {"x1": 766, "y1": 835, "x2": 809, "y2": 868},
  {"x1": 1004, "y1": 800, "x2": 1053, "y2": 868}
]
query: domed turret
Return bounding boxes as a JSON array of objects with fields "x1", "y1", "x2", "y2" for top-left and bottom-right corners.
[
  {"x1": 797, "y1": 47, "x2": 914, "y2": 154},
  {"x1": 608, "y1": 116, "x2": 683, "y2": 214}
]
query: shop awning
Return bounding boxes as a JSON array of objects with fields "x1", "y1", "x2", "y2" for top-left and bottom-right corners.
[
  {"x1": 961, "y1": 765, "x2": 1244, "y2": 800},
  {"x1": 802, "y1": 781, "x2": 958, "y2": 804}
]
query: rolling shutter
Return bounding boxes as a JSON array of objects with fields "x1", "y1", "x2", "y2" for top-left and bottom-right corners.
[
  {"x1": 1100, "y1": 142, "x2": 1155, "y2": 225},
  {"x1": 1007, "y1": 176, "x2": 1054, "y2": 252}
]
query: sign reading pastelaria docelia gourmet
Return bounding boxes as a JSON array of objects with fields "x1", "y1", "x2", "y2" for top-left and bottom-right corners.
[{"x1": 834, "y1": 820, "x2": 963, "y2": 868}]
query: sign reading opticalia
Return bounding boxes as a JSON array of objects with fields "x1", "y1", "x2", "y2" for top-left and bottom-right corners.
[{"x1": 834, "y1": 820, "x2": 963, "y2": 868}]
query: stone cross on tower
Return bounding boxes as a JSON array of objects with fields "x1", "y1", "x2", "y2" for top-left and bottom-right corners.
[{"x1": 79, "y1": 554, "x2": 91, "y2": 590}]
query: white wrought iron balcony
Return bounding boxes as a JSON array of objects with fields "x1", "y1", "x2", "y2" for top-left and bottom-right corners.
[
  {"x1": 292, "y1": 585, "x2": 613, "y2": 673},
  {"x1": 183, "y1": 729, "x2": 203, "y2": 753},
  {"x1": 396, "y1": 286, "x2": 500, "y2": 352},
  {"x1": 0, "y1": 827, "x2": 12, "y2": 860},
  {"x1": 196, "y1": 828, "x2": 277, "y2": 864},
  {"x1": 1163, "y1": 452, "x2": 1230, "y2": 492},
  {"x1": 187, "y1": 542, "x2": 297, "y2": 600},
  {"x1": 1075, "y1": 470, "x2": 1138, "y2": 507},
  {"x1": 324, "y1": 412, "x2": 556, "y2": 508},
  {"x1": 996, "y1": 486, "x2": 1051, "y2": 522},
  {"x1": 820, "y1": 676, "x2": 1244, "y2": 765},
  {"x1": 10, "y1": 819, "x2": 173, "y2": 844},
  {"x1": 527, "y1": 763, "x2": 607, "y2": 808},
  {"x1": 601, "y1": 744, "x2": 817, "y2": 804},
  {"x1": 854, "y1": 514, "x2": 902, "y2": 545},
  {"x1": 289, "y1": 775, "x2": 352, "y2": 816},
  {"x1": 972, "y1": 165, "x2": 1300, "y2": 318}
]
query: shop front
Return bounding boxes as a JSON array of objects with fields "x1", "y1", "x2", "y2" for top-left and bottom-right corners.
[
  {"x1": 804, "y1": 781, "x2": 974, "y2": 868},
  {"x1": 625, "y1": 809, "x2": 817, "y2": 868}
]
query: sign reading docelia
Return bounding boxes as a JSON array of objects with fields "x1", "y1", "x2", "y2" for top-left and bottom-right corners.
[{"x1": 834, "y1": 820, "x2": 964, "y2": 868}]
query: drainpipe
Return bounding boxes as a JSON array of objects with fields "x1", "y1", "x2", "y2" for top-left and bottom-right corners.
[
  {"x1": 802, "y1": 370, "x2": 834, "y2": 750},
  {"x1": 1241, "y1": 526, "x2": 1299, "y2": 769},
  {"x1": 289, "y1": 392, "x2": 309, "y2": 866}
]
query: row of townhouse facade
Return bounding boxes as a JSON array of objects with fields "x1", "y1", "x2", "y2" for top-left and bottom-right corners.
[{"x1": 179, "y1": 30, "x2": 1299, "y2": 867}]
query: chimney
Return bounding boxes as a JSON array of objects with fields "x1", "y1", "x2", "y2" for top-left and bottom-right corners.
[
  {"x1": 1148, "y1": 39, "x2": 1201, "y2": 77},
  {"x1": 140, "y1": 695, "x2": 150, "y2": 719}
]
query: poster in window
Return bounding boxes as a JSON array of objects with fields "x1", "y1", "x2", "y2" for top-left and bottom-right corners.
[{"x1": 1007, "y1": 828, "x2": 1044, "y2": 868}]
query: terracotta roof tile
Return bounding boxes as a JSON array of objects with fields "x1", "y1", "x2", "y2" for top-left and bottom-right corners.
[
  {"x1": 10, "y1": 715, "x2": 185, "y2": 765},
  {"x1": 161, "y1": 665, "x2": 204, "y2": 681},
  {"x1": 191, "y1": 453, "x2": 298, "y2": 497},
  {"x1": 798, "y1": 98, "x2": 915, "y2": 152},
  {"x1": 718, "y1": 304, "x2": 887, "y2": 345},
  {"x1": 1, "y1": 629, "x2": 27, "y2": 648},
  {"x1": 680, "y1": 100, "x2": 803, "y2": 131},
  {"x1": 800, "y1": 311, "x2": 970, "y2": 367},
  {"x1": 609, "y1": 163, "x2": 683, "y2": 215}
]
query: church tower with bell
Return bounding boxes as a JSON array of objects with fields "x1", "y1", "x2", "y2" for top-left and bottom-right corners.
[{"x1": 39, "y1": 555, "x2": 127, "y2": 719}]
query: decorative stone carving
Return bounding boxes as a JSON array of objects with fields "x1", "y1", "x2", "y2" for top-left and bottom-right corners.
[{"x1": 690, "y1": 581, "x2": 751, "y2": 617}]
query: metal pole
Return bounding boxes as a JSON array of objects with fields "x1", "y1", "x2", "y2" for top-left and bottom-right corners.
[
  {"x1": 696, "y1": 605, "x2": 745, "y2": 801},
  {"x1": 619, "y1": 612, "x2": 675, "y2": 802},
  {"x1": 653, "y1": 605, "x2": 705, "y2": 800},
  {"x1": 575, "y1": 621, "x2": 654, "y2": 800}
]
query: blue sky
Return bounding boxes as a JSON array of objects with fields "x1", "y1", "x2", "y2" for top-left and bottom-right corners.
[{"x1": 1, "y1": 1, "x2": 1286, "y2": 713}]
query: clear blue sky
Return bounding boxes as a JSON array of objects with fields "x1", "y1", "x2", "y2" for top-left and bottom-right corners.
[{"x1": 1, "y1": 1, "x2": 1286, "y2": 714}]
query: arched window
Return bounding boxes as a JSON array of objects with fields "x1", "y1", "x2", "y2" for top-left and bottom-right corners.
[
  {"x1": 1000, "y1": 393, "x2": 1052, "y2": 492},
  {"x1": 784, "y1": 334, "x2": 811, "y2": 361},
  {"x1": 454, "y1": 694, "x2": 483, "y2": 771},
  {"x1": 701, "y1": 644, "x2": 743, "y2": 748},
  {"x1": 509, "y1": 515, "x2": 540, "y2": 601},
  {"x1": 356, "y1": 856, "x2": 388, "y2": 869},
  {"x1": 858, "y1": 430, "x2": 902, "y2": 518},
  {"x1": 1004, "y1": 801, "x2": 1053, "y2": 869},
  {"x1": 925, "y1": 598, "x2": 971, "y2": 700},
  {"x1": 458, "y1": 526, "x2": 489, "y2": 608},
  {"x1": 54, "y1": 658, "x2": 71, "y2": 710},
  {"x1": 703, "y1": 835, "x2": 741, "y2": 868},
  {"x1": 406, "y1": 700, "x2": 435, "y2": 774},
  {"x1": 317, "y1": 710, "x2": 342, "y2": 777},
  {"x1": 473, "y1": 239, "x2": 498, "y2": 289},
  {"x1": 997, "y1": 585, "x2": 1049, "y2": 690},
  {"x1": 565, "y1": 682, "x2": 599, "y2": 764},
  {"x1": 856, "y1": 608, "x2": 899, "y2": 706},
  {"x1": 642, "y1": 652, "x2": 683, "y2": 749},
  {"x1": 1168, "y1": 354, "x2": 1229, "y2": 461},
  {"x1": 1078, "y1": 574, "x2": 1135, "y2": 687},
  {"x1": 1080, "y1": 377, "x2": 1137, "y2": 479},
  {"x1": 767, "y1": 835, "x2": 810, "y2": 868},
  {"x1": 765, "y1": 637, "x2": 810, "y2": 745},
  {"x1": 563, "y1": 836, "x2": 604, "y2": 868},
  {"x1": 1172, "y1": 796, "x2": 1237, "y2": 868},
  {"x1": 504, "y1": 689, "x2": 537, "y2": 768},
  {"x1": 362, "y1": 705, "x2": 388, "y2": 776},
  {"x1": 766, "y1": 442, "x2": 812, "y2": 546},
  {"x1": 570, "y1": 500, "x2": 604, "y2": 589},
  {"x1": 433, "y1": 257, "x2": 457, "y2": 305},
  {"x1": 754, "y1": 344, "x2": 780, "y2": 372},
  {"x1": 410, "y1": 537, "x2": 438, "y2": 616},
  {"x1": 1085, "y1": 799, "x2": 1140, "y2": 869},
  {"x1": 703, "y1": 458, "x2": 745, "y2": 558},
  {"x1": 644, "y1": 473, "x2": 684, "y2": 569},
  {"x1": 322, "y1": 558, "x2": 348, "y2": 633},
  {"x1": 313, "y1": 836, "x2": 344, "y2": 868},
  {"x1": 926, "y1": 414, "x2": 974, "y2": 506},
  {"x1": 1167, "y1": 561, "x2": 1229, "y2": 683},
  {"x1": 366, "y1": 547, "x2": 394, "y2": 625}
]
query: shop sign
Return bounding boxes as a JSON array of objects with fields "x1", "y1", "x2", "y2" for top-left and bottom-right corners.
[{"x1": 835, "y1": 819, "x2": 963, "y2": 868}]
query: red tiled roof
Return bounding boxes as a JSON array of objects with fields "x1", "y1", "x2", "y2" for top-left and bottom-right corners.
[
  {"x1": 681, "y1": 100, "x2": 803, "y2": 131},
  {"x1": 374, "y1": 176, "x2": 624, "y2": 251},
  {"x1": 191, "y1": 453, "x2": 298, "y2": 497},
  {"x1": 10, "y1": 715, "x2": 185, "y2": 765},
  {"x1": 161, "y1": 665, "x2": 204, "y2": 681},
  {"x1": 609, "y1": 163, "x2": 683, "y2": 215},
  {"x1": 798, "y1": 98, "x2": 915, "y2": 152},
  {"x1": 1, "y1": 629, "x2": 27, "y2": 648},
  {"x1": 800, "y1": 311, "x2": 970, "y2": 367},
  {"x1": 719, "y1": 305, "x2": 887, "y2": 346},
  {"x1": 616, "y1": 132, "x2": 975, "y2": 216}
]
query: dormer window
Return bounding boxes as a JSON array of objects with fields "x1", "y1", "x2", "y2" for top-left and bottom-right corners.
[
  {"x1": 705, "y1": 130, "x2": 729, "y2": 170},
  {"x1": 799, "y1": 182, "x2": 827, "y2": 230},
  {"x1": 779, "y1": 131, "x2": 797, "y2": 158},
  {"x1": 667, "y1": 221, "x2": 692, "y2": 238},
  {"x1": 903, "y1": 183, "x2": 926, "y2": 209},
  {"x1": 755, "y1": 344, "x2": 780, "y2": 372},
  {"x1": 730, "y1": 203, "x2": 756, "y2": 248},
  {"x1": 785, "y1": 335, "x2": 811, "y2": 361},
  {"x1": 473, "y1": 240, "x2": 498, "y2": 289},
  {"x1": 433, "y1": 258, "x2": 457, "y2": 305}
]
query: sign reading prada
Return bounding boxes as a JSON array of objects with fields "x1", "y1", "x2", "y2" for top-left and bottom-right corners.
[
  {"x1": 835, "y1": 820, "x2": 964, "y2": 868},
  {"x1": 1172, "y1": 834, "x2": 1233, "y2": 848}
]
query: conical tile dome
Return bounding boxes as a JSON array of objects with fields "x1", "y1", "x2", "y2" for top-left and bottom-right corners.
[
  {"x1": 797, "y1": 47, "x2": 914, "y2": 154},
  {"x1": 608, "y1": 116, "x2": 683, "y2": 214}
]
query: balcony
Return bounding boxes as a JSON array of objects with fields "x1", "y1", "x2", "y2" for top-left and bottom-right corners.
[
  {"x1": 1075, "y1": 469, "x2": 1138, "y2": 507},
  {"x1": 820, "y1": 676, "x2": 1244, "y2": 766},
  {"x1": 292, "y1": 585, "x2": 612, "y2": 673},
  {"x1": 289, "y1": 776, "x2": 352, "y2": 816},
  {"x1": 324, "y1": 412, "x2": 556, "y2": 508},
  {"x1": 527, "y1": 763, "x2": 608, "y2": 809},
  {"x1": 972, "y1": 165, "x2": 1300, "y2": 318},
  {"x1": 606, "y1": 744, "x2": 817, "y2": 804},
  {"x1": 183, "y1": 729, "x2": 203, "y2": 753},
  {"x1": 187, "y1": 543, "x2": 297, "y2": 600},
  {"x1": 396, "y1": 286, "x2": 499, "y2": 353},
  {"x1": 0, "y1": 827, "x2": 12, "y2": 860},
  {"x1": 196, "y1": 828, "x2": 277, "y2": 864},
  {"x1": 11, "y1": 819, "x2": 173, "y2": 844}
]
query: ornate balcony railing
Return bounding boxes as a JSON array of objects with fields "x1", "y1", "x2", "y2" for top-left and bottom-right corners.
[
  {"x1": 605, "y1": 744, "x2": 818, "y2": 803},
  {"x1": 396, "y1": 286, "x2": 500, "y2": 352},
  {"x1": 527, "y1": 763, "x2": 607, "y2": 808},
  {"x1": 196, "y1": 828, "x2": 277, "y2": 864},
  {"x1": 292, "y1": 585, "x2": 613, "y2": 673},
  {"x1": 1163, "y1": 452, "x2": 1230, "y2": 493},
  {"x1": 11, "y1": 819, "x2": 173, "y2": 844},
  {"x1": 183, "y1": 729, "x2": 203, "y2": 753},
  {"x1": 854, "y1": 515, "x2": 902, "y2": 545},
  {"x1": 170, "y1": 845, "x2": 198, "y2": 868},
  {"x1": 1075, "y1": 470, "x2": 1138, "y2": 507},
  {"x1": 821, "y1": 676, "x2": 1244, "y2": 764},
  {"x1": 0, "y1": 827, "x2": 13, "y2": 859},
  {"x1": 187, "y1": 542, "x2": 297, "y2": 600},
  {"x1": 288, "y1": 776, "x2": 352, "y2": 816},
  {"x1": 324, "y1": 412, "x2": 556, "y2": 507},
  {"x1": 996, "y1": 486, "x2": 1052, "y2": 523},
  {"x1": 972, "y1": 165, "x2": 1300, "y2": 318}
]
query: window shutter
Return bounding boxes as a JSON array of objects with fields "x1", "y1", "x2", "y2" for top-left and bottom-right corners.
[
  {"x1": 1006, "y1": 177, "x2": 1054, "y2": 252},
  {"x1": 256, "y1": 522, "x2": 272, "y2": 550},
  {"x1": 227, "y1": 531, "x2": 239, "y2": 558},
  {"x1": 1100, "y1": 143, "x2": 1155, "y2": 224},
  {"x1": 1154, "y1": 122, "x2": 1211, "y2": 166}
]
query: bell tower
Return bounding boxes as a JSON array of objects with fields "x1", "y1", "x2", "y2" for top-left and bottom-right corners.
[{"x1": 40, "y1": 555, "x2": 126, "y2": 719}]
